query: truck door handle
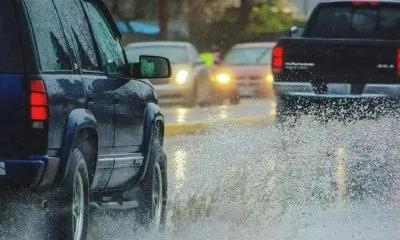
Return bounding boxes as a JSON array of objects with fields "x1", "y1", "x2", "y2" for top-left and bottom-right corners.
[{"x1": 113, "y1": 97, "x2": 120, "y2": 104}]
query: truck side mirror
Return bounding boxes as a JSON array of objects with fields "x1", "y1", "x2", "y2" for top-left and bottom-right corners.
[
  {"x1": 289, "y1": 26, "x2": 304, "y2": 37},
  {"x1": 124, "y1": 55, "x2": 172, "y2": 79}
]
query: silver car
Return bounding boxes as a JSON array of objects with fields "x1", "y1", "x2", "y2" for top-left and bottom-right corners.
[{"x1": 125, "y1": 41, "x2": 211, "y2": 107}]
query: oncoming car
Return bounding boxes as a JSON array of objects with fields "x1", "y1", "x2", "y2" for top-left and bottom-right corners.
[
  {"x1": 214, "y1": 43, "x2": 275, "y2": 99},
  {"x1": 0, "y1": 0, "x2": 170, "y2": 239},
  {"x1": 125, "y1": 41, "x2": 212, "y2": 107}
]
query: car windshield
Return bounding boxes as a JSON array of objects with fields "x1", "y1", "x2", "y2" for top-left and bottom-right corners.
[
  {"x1": 307, "y1": 6, "x2": 400, "y2": 39},
  {"x1": 126, "y1": 46, "x2": 189, "y2": 64},
  {"x1": 224, "y1": 47, "x2": 272, "y2": 65},
  {"x1": 0, "y1": 0, "x2": 23, "y2": 73}
]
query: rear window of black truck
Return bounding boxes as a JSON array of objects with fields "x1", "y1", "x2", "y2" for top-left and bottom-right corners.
[
  {"x1": 306, "y1": 4, "x2": 400, "y2": 40},
  {"x1": 0, "y1": 0, "x2": 23, "y2": 73}
]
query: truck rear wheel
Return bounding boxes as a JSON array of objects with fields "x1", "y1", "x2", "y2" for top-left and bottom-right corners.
[
  {"x1": 46, "y1": 148, "x2": 89, "y2": 240},
  {"x1": 136, "y1": 132, "x2": 167, "y2": 230}
]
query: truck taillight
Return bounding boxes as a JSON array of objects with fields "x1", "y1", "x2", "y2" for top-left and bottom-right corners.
[
  {"x1": 272, "y1": 46, "x2": 284, "y2": 74},
  {"x1": 30, "y1": 79, "x2": 48, "y2": 121},
  {"x1": 352, "y1": 0, "x2": 379, "y2": 7}
]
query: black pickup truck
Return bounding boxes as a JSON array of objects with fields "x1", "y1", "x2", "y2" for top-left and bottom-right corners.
[{"x1": 273, "y1": 0, "x2": 400, "y2": 121}]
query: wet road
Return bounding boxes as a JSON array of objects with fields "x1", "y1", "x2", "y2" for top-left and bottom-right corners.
[
  {"x1": 88, "y1": 99, "x2": 400, "y2": 240},
  {"x1": 2, "y1": 99, "x2": 400, "y2": 239},
  {"x1": 162, "y1": 99, "x2": 276, "y2": 125}
]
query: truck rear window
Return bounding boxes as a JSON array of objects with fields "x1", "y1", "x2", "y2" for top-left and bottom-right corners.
[
  {"x1": 306, "y1": 5, "x2": 400, "y2": 39},
  {"x1": 0, "y1": 0, "x2": 23, "y2": 73}
]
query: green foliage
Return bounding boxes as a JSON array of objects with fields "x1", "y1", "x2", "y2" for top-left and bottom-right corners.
[{"x1": 246, "y1": 4, "x2": 303, "y2": 34}]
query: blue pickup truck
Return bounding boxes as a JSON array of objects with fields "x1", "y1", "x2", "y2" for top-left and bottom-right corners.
[{"x1": 0, "y1": 0, "x2": 170, "y2": 239}]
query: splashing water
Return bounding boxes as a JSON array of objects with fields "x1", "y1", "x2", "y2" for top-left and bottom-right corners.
[
  {"x1": 89, "y1": 116, "x2": 400, "y2": 240},
  {"x1": 2, "y1": 116, "x2": 400, "y2": 239}
]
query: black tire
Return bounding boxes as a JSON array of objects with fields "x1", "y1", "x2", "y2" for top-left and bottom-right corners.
[
  {"x1": 137, "y1": 131, "x2": 167, "y2": 230},
  {"x1": 230, "y1": 90, "x2": 240, "y2": 105},
  {"x1": 46, "y1": 148, "x2": 89, "y2": 240}
]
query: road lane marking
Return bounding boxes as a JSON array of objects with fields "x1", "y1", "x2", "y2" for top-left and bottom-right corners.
[{"x1": 165, "y1": 116, "x2": 274, "y2": 136}]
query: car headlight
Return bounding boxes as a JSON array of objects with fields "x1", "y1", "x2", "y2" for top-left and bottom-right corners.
[
  {"x1": 176, "y1": 70, "x2": 189, "y2": 85},
  {"x1": 266, "y1": 74, "x2": 274, "y2": 83},
  {"x1": 216, "y1": 73, "x2": 231, "y2": 84}
]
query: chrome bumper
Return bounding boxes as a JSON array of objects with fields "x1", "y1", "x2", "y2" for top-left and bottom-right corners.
[{"x1": 274, "y1": 82, "x2": 400, "y2": 98}]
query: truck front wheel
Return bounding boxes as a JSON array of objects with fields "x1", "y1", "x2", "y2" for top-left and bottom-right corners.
[{"x1": 136, "y1": 130, "x2": 167, "y2": 230}]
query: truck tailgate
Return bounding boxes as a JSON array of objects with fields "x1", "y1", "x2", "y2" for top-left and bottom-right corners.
[
  {"x1": 0, "y1": 75, "x2": 28, "y2": 157},
  {"x1": 277, "y1": 38, "x2": 399, "y2": 89},
  {"x1": 0, "y1": 1, "x2": 27, "y2": 157}
]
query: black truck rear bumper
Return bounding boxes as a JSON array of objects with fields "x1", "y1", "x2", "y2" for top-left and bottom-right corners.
[
  {"x1": 279, "y1": 93, "x2": 397, "y2": 107},
  {"x1": 275, "y1": 82, "x2": 400, "y2": 117},
  {"x1": 274, "y1": 82, "x2": 400, "y2": 97},
  {"x1": 0, "y1": 156, "x2": 60, "y2": 191}
]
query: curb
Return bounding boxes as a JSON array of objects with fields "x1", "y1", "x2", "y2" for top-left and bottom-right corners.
[{"x1": 165, "y1": 116, "x2": 274, "y2": 136}]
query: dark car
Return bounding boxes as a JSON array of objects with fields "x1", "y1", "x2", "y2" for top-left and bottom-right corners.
[
  {"x1": 273, "y1": 0, "x2": 400, "y2": 121},
  {"x1": 0, "y1": 0, "x2": 170, "y2": 239}
]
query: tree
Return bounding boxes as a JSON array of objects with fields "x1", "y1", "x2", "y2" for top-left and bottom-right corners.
[
  {"x1": 246, "y1": 4, "x2": 303, "y2": 34},
  {"x1": 103, "y1": 0, "x2": 136, "y2": 20}
]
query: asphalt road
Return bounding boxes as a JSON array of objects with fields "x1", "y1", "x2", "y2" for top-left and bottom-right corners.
[
  {"x1": 88, "y1": 98, "x2": 400, "y2": 240},
  {"x1": 2, "y1": 99, "x2": 400, "y2": 240},
  {"x1": 162, "y1": 98, "x2": 276, "y2": 125}
]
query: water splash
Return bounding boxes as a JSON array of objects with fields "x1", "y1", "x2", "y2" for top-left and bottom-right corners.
[
  {"x1": 2, "y1": 116, "x2": 400, "y2": 240},
  {"x1": 89, "y1": 116, "x2": 400, "y2": 239}
]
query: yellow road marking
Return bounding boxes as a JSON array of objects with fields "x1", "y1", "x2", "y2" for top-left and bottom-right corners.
[{"x1": 165, "y1": 115, "x2": 274, "y2": 136}]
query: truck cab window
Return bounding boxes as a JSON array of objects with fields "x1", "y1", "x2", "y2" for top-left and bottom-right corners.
[
  {"x1": 83, "y1": 1, "x2": 125, "y2": 75},
  {"x1": 25, "y1": 0, "x2": 72, "y2": 71}
]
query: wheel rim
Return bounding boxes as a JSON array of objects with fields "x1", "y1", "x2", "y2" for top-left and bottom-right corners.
[
  {"x1": 152, "y1": 162, "x2": 163, "y2": 228},
  {"x1": 72, "y1": 171, "x2": 84, "y2": 240}
]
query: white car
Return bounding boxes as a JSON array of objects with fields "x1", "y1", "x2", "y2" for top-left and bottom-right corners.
[{"x1": 126, "y1": 41, "x2": 212, "y2": 107}]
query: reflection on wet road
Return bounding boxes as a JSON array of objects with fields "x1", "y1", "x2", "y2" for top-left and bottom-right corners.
[
  {"x1": 175, "y1": 108, "x2": 187, "y2": 124},
  {"x1": 85, "y1": 99, "x2": 400, "y2": 239},
  {"x1": 336, "y1": 146, "x2": 347, "y2": 202},
  {"x1": 3, "y1": 102, "x2": 400, "y2": 239},
  {"x1": 162, "y1": 99, "x2": 274, "y2": 124},
  {"x1": 171, "y1": 149, "x2": 188, "y2": 195},
  {"x1": 162, "y1": 110, "x2": 400, "y2": 240}
]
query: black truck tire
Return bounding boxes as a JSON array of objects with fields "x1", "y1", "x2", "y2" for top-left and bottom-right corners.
[
  {"x1": 136, "y1": 132, "x2": 168, "y2": 230},
  {"x1": 46, "y1": 148, "x2": 89, "y2": 240}
]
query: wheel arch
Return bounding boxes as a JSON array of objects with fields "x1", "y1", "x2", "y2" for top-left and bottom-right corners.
[
  {"x1": 56, "y1": 109, "x2": 99, "y2": 184},
  {"x1": 138, "y1": 103, "x2": 165, "y2": 182}
]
